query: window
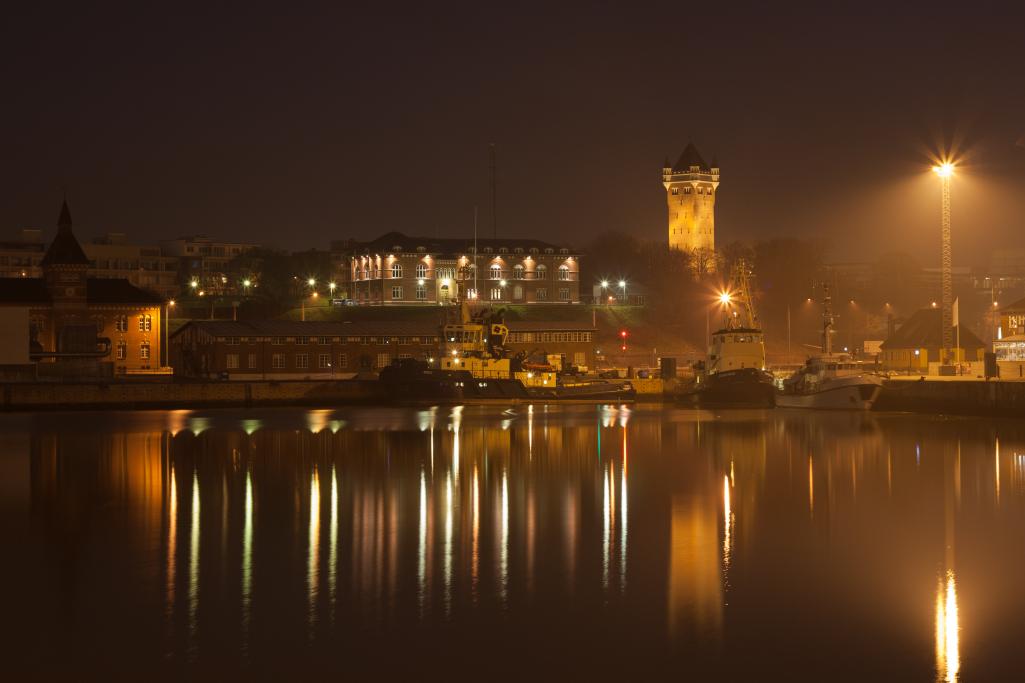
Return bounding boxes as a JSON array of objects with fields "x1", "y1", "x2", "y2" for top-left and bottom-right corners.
[
  {"x1": 491, "y1": 288, "x2": 502, "y2": 301},
  {"x1": 272, "y1": 353, "x2": 285, "y2": 369},
  {"x1": 296, "y1": 353, "x2": 309, "y2": 369},
  {"x1": 226, "y1": 353, "x2": 239, "y2": 369},
  {"x1": 392, "y1": 286, "x2": 402, "y2": 300},
  {"x1": 513, "y1": 265, "x2": 524, "y2": 279},
  {"x1": 416, "y1": 263, "x2": 428, "y2": 279},
  {"x1": 489, "y1": 264, "x2": 502, "y2": 280},
  {"x1": 115, "y1": 315, "x2": 128, "y2": 332},
  {"x1": 536, "y1": 288, "x2": 548, "y2": 301},
  {"x1": 558, "y1": 265, "x2": 570, "y2": 280},
  {"x1": 138, "y1": 314, "x2": 152, "y2": 332},
  {"x1": 391, "y1": 263, "x2": 403, "y2": 278},
  {"x1": 272, "y1": 336, "x2": 285, "y2": 345},
  {"x1": 140, "y1": 342, "x2": 151, "y2": 360},
  {"x1": 513, "y1": 285, "x2": 523, "y2": 300},
  {"x1": 416, "y1": 284, "x2": 426, "y2": 300},
  {"x1": 559, "y1": 288, "x2": 570, "y2": 300},
  {"x1": 247, "y1": 353, "x2": 257, "y2": 369},
  {"x1": 338, "y1": 353, "x2": 348, "y2": 369},
  {"x1": 226, "y1": 336, "x2": 240, "y2": 345},
  {"x1": 535, "y1": 265, "x2": 547, "y2": 280},
  {"x1": 318, "y1": 353, "x2": 331, "y2": 369},
  {"x1": 116, "y1": 341, "x2": 127, "y2": 360},
  {"x1": 376, "y1": 353, "x2": 390, "y2": 368},
  {"x1": 296, "y1": 336, "x2": 309, "y2": 345},
  {"x1": 318, "y1": 336, "x2": 329, "y2": 346},
  {"x1": 671, "y1": 187, "x2": 679, "y2": 195}
]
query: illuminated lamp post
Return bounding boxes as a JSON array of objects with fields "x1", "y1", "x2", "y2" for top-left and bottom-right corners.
[
  {"x1": 932, "y1": 162, "x2": 955, "y2": 365},
  {"x1": 164, "y1": 299, "x2": 175, "y2": 369},
  {"x1": 619, "y1": 280, "x2": 627, "y2": 305}
]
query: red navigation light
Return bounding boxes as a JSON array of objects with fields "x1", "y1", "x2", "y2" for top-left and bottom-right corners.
[{"x1": 620, "y1": 330, "x2": 628, "y2": 338}]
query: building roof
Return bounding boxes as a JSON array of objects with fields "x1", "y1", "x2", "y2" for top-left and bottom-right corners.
[
  {"x1": 672, "y1": 143, "x2": 711, "y2": 173},
  {"x1": 171, "y1": 319, "x2": 441, "y2": 339},
  {"x1": 1002, "y1": 295, "x2": 1025, "y2": 313},
  {"x1": 0, "y1": 277, "x2": 164, "y2": 306},
  {"x1": 351, "y1": 232, "x2": 577, "y2": 256},
  {"x1": 86, "y1": 278, "x2": 165, "y2": 305},
  {"x1": 880, "y1": 308, "x2": 985, "y2": 351},
  {"x1": 0, "y1": 278, "x2": 50, "y2": 304},
  {"x1": 40, "y1": 201, "x2": 90, "y2": 267}
]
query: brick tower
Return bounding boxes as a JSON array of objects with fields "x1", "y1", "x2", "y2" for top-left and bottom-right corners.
[{"x1": 663, "y1": 143, "x2": 719, "y2": 270}]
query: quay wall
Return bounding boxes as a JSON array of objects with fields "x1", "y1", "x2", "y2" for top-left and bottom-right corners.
[
  {"x1": 0, "y1": 380, "x2": 387, "y2": 412},
  {"x1": 877, "y1": 379, "x2": 1025, "y2": 417}
]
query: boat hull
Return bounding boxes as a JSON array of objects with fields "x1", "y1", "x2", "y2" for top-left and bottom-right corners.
[
  {"x1": 776, "y1": 380, "x2": 882, "y2": 410},
  {"x1": 684, "y1": 367, "x2": 776, "y2": 408}
]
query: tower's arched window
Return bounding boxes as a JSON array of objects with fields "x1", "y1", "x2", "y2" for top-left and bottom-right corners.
[
  {"x1": 671, "y1": 187, "x2": 679, "y2": 195},
  {"x1": 391, "y1": 263, "x2": 403, "y2": 279}
]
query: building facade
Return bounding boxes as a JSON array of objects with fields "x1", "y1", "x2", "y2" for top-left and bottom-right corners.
[
  {"x1": 171, "y1": 320, "x2": 442, "y2": 379},
  {"x1": 160, "y1": 235, "x2": 260, "y2": 297},
  {"x1": 0, "y1": 202, "x2": 168, "y2": 376},
  {"x1": 879, "y1": 308, "x2": 985, "y2": 372},
  {"x1": 504, "y1": 321, "x2": 597, "y2": 369},
  {"x1": 347, "y1": 232, "x2": 580, "y2": 305},
  {"x1": 663, "y1": 143, "x2": 719, "y2": 265},
  {"x1": 85, "y1": 233, "x2": 180, "y2": 299}
]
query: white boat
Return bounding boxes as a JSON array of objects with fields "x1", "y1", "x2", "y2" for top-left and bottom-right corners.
[
  {"x1": 776, "y1": 355, "x2": 883, "y2": 409},
  {"x1": 777, "y1": 284, "x2": 883, "y2": 411}
]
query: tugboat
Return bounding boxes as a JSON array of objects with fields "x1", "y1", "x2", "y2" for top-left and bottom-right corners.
[
  {"x1": 379, "y1": 300, "x2": 635, "y2": 402},
  {"x1": 684, "y1": 259, "x2": 776, "y2": 407},
  {"x1": 776, "y1": 284, "x2": 883, "y2": 410}
]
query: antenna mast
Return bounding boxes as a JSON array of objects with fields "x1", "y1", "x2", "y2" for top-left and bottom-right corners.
[
  {"x1": 489, "y1": 144, "x2": 497, "y2": 239},
  {"x1": 821, "y1": 282, "x2": 834, "y2": 355},
  {"x1": 473, "y1": 205, "x2": 479, "y2": 300}
]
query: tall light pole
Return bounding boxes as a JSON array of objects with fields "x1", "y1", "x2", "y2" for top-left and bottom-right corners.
[{"x1": 933, "y1": 162, "x2": 954, "y2": 365}]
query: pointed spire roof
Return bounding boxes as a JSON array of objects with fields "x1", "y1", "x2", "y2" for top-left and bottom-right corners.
[
  {"x1": 41, "y1": 200, "x2": 90, "y2": 266},
  {"x1": 672, "y1": 142, "x2": 710, "y2": 173}
]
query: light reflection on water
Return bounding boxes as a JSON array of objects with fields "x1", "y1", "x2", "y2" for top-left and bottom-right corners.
[{"x1": 7, "y1": 406, "x2": 1025, "y2": 678}]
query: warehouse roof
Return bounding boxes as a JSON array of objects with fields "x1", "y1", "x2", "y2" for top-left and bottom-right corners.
[{"x1": 880, "y1": 308, "x2": 985, "y2": 351}]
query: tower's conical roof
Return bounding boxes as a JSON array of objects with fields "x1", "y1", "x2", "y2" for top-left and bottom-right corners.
[
  {"x1": 672, "y1": 143, "x2": 710, "y2": 173},
  {"x1": 41, "y1": 200, "x2": 90, "y2": 266}
]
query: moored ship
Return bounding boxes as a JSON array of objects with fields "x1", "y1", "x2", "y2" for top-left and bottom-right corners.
[
  {"x1": 776, "y1": 284, "x2": 883, "y2": 410},
  {"x1": 379, "y1": 301, "x2": 634, "y2": 402},
  {"x1": 684, "y1": 259, "x2": 776, "y2": 407}
]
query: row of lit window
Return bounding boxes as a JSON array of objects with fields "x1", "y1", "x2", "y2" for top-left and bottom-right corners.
[
  {"x1": 224, "y1": 352, "x2": 418, "y2": 370},
  {"x1": 506, "y1": 331, "x2": 592, "y2": 343},
  {"x1": 115, "y1": 341, "x2": 150, "y2": 360},
  {"x1": 354, "y1": 263, "x2": 574, "y2": 281},
  {"x1": 369, "y1": 246, "x2": 569, "y2": 255},
  {"x1": 114, "y1": 314, "x2": 153, "y2": 332},
  {"x1": 670, "y1": 186, "x2": 713, "y2": 195},
  {"x1": 219, "y1": 335, "x2": 439, "y2": 345}
]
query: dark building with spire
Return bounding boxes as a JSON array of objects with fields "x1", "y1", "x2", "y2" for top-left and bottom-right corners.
[{"x1": 0, "y1": 201, "x2": 168, "y2": 376}]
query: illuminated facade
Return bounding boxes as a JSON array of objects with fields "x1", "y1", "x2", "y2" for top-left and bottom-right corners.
[
  {"x1": 347, "y1": 232, "x2": 580, "y2": 305},
  {"x1": 663, "y1": 143, "x2": 719, "y2": 270},
  {"x1": 0, "y1": 202, "x2": 168, "y2": 375}
]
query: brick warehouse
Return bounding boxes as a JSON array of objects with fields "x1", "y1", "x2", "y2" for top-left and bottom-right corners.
[{"x1": 170, "y1": 318, "x2": 598, "y2": 379}]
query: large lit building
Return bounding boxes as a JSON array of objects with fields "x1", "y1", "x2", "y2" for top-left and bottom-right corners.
[
  {"x1": 663, "y1": 143, "x2": 719, "y2": 269},
  {"x1": 0, "y1": 202, "x2": 168, "y2": 377},
  {"x1": 347, "y1": 232, "x2": 580, "y2": 305},
  {"x1": 84, "y1": 233, "x2": 180, "y2": 299}
]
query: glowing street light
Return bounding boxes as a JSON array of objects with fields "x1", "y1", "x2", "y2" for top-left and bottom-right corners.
[
  {"x1": 329, "y1": 282, "x2": 337, "y2": 294},
  {"x1": 932, "y1": 160, "x2": 955, "y2": 364},
  {"x1": 189, "y1": 280, "x2": 199, "y2": 290},
  {"x1": 600, "y1": 280, "x2": 609, "y2": 288},
  {"x1": 307, "y1": 277, "x2": 316, "y2": 288},
  {"x1": 719, "y1": 291, "x2": 732, "y2": 305}
]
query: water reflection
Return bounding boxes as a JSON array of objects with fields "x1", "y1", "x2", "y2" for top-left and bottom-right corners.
[
  {"x1": 936, "y1": 571, "x2": 960, "y2": 682},
  {"x1": 11, "y1": 406, "x2": 1025, "y2": 678}
]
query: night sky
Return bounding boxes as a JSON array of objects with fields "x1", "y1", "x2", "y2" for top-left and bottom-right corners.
[{"x1": 4, "y1": 2, "x2": 1025, "y2": 263}]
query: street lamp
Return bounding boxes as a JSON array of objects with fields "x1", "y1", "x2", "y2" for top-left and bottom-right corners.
[
  {"x1": 164, "y1": 299, "x2": 175, "y2": 369},
  {"x1": 329, "y1": 282, "x2": 337, "y2": 296},
  {"x1": 932, "y1": 161, "x2": 955, "y2": 365},
  {"x1": 619, "y1": 280, "x2": 627, "y2": 304}
]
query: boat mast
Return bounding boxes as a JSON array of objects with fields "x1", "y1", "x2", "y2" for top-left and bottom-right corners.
[{"x1": 821, "y1": 282, "x2": 834, "y2": 355}]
